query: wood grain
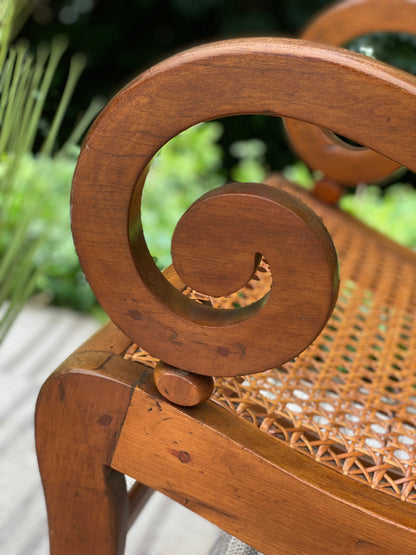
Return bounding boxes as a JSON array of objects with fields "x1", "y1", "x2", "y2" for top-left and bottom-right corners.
[
  {"x1": 285, "y1": 0, "x2": 416, "y2": 184},
  {"x1": 71, "y1": 38, "x2": 416, "y2": 376},
  {"x1": 154, "y1": 361, "x2": 214, "y2": 406},
  {"x1": 303, "y1": 0, "x2": 416, "y2": 46},
  {"x1": 35, "y1": 323, "x2": 145, "y2": 555},
  {"x1": 112, "y1": 372, "x2": 416, "y2": 555},
  {"x1": 170, "y1": 181, "x2": 338, "y2": 375}
]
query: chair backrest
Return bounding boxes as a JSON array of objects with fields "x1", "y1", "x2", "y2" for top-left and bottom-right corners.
[
  {"x1": 71, "y1": 38, "x2": 416, "y2": 379},
  {"x1": 285, "y1": 0, "x2": 416, "y2": 184}
]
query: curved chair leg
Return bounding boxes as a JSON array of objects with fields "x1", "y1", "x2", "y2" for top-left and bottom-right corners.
[{"x1": 35, "y1": 332, "x2": 144, "y2": 555}]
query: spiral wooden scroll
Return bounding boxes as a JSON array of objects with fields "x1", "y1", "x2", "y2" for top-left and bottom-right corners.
[
  {"x1": 285, "y1": 0, "x2": 416, "y2": 185},
  {"x1": 72, "y1": 39, "x2": 416, "y2": 394}
]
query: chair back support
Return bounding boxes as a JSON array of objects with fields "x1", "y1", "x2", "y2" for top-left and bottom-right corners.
[{"x1": 285, "y1": 0, "x2": 416, "y2": 184}]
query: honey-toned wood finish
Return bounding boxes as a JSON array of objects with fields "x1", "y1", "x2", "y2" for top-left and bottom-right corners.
[
  {"x1": 35, "y1": 324, "x2": 144, "y2": 555},
  {"x1": 285, "y1": 0, "x2": 416, "y2": 184},
  {"x1": 284, "y1": 120, "x2": 401, "y2": 185},
  {"x1": 71, "y1": 38, "x2": 416, "y2": 378},
  {"x1": 312, "y1": 177, "x2": 344, "y2": 204},
  {"x1": 112, "y1": 370, "x2": 416, "y2": 555},
  {"x1": 37, "y1": 323, "x2": 416, "y2": 554},
  {"x1": 37, "y1": 36, "x2": 416, "y2": 555},
  {"x1": 303, "y1": 0, "x2": 416, "y2": 45},
  {"x1": 169, "y1": 181, "x2": 338, "y2": 374},
  {"x1": 154, "y1": 361, "x2": 214, "y2": 406}
]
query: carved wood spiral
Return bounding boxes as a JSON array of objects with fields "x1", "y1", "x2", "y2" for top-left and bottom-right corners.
[
  {"x1": 284, "y1": 0, "x2": 416, "y2": 185},
  {"x1": 71, "y1": 38, "x2": 416, "y2": 378}
]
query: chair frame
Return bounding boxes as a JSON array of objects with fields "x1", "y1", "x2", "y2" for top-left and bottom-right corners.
[
  {"x1": 36, "y1": 13, "x2": 416, "y2": 555},
  {"x1": 36, "y1": 321, "x2": 416, "y2": 554}
]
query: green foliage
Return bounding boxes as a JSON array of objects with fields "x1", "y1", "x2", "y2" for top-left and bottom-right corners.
[
  {"x1": 282, "y1": 161, "x2": 314, "y2": 189},
  {"x1": 0, "y1": 9, "x2": 102, "y2": 340},
  {"x1": 142, "y1": 122, "x2": 225, "y2": 269},
  {"x1": 229, "y1": 139, "x2": 267, "y2": 183},
  {"x1": 0, "y1": 151, "x2": 96, "y2": 313},
  {"x1": 284, "y1": 164, "x2": 416, "y2": 251},
  {"x1": 2, "y1": 0, "x2": 416, "y2": 327},
  {"x1": 340, "y1": 184, "x2": 416, "y2": 250},
  {"x1": 142, "y1": 123, "x2": 268, "y2": 269},
  {"x1": 348, "y1": 32, "x2": 416, "y2": 76}
]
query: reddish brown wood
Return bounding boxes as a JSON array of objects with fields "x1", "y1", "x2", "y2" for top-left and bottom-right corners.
[
  {"x1": 36, "y1": 302, "x2": 416, "y2": 554},
  {"x1": 312, "y1": 177, "x2": 345, "y2": 204},
  {"x1": 154, "y1": 361, "x2": 214, "y2": 406},
  {"x1": 112, "y1": 371, "x2": 416, "y2": 555},
  {"x1": 38, "y1": 34, "x2": 416, "y2": 554},
  {"x1": 285, "y1": 0, "x2": 416, "y2": 184},
  {"x1": 303, "y1": 0, "x2": 416, "y2": 45},
  {"x1": 71, "y1": 38, "x2": 416, "y2": 378},
  {"x1": 285, "y1": 118, "x2": 400, "y2": 185},
  {"x1": 169, "y1": 181, "x2": 338, "y2": 374},
  {"x1": 35, "y1": 323, "x2": 146, "y2": 555}
]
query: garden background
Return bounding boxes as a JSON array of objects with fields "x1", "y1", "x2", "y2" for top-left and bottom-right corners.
[{"x1": 1, "y1": 0, "x2": 416, "y2": 337}]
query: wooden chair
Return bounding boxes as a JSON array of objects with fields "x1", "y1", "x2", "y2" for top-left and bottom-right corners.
[{"x1": 35, "y1": 2, "x2": 416, "y2": 553}]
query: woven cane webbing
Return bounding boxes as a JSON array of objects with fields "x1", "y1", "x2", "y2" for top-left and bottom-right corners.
[{"x1": 125, "y1": 178, "x2": 416, "y2": 504}]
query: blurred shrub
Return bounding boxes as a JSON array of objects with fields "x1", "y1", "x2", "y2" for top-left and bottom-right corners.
[
  {"x1": 286, "y1": 164, "x2": 416, "y2": 251},
  {"x1": 143, "y1": 123, "x2": 268, "y2": 268},
  {"x1": 2, "y1": 0, "x2": 415, "y2": 324},
  {"x1": 0, "y1": 14, "x2": 102, "y2": 337},
  {"x1": 340, "y1": 184, "x2": 416, "y2": 250},
  {"x1": 1, "y1": 151, "x2": 97, "y2": 313}
]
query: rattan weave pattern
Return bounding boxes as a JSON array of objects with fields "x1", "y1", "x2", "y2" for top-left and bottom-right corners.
[{"x1": 125, "y1": 178, "x2": 416, "y2": 504}]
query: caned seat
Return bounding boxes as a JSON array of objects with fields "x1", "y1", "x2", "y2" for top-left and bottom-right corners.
[
  {"x1": 35, "y1": 1, "x2": 416, "y2": 553},
  {"x1": 127, "y1": 176, "x2": 416, "y2": 505}
]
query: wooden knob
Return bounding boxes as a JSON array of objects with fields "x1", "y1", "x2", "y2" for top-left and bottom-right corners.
[
  {"x1": 284, "y1": 0, "x2": 416, "y2": 185},
  {"x1": 312, "y1": 178, "x2": 345, "y2": 205},
  {"x1": 154, "y1": 361, "x2": 214, "y2": 406}
]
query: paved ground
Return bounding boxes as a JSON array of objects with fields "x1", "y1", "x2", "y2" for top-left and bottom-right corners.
[{"x1": 0, "y1": 304, "x2": 223, "y2": 554}]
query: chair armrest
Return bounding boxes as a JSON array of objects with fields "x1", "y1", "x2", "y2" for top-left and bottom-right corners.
[{"x1": 71, "y1": 37, "x2": 416, "y2": 382}]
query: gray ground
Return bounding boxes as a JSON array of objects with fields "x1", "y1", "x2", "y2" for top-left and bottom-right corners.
[{"x1": 0, "y1": 304, "x2": 223, "y2": 554}]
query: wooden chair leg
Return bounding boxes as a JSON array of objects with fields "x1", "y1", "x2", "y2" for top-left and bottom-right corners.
[{"x1": 35, "y1": 336, "x2": 145, "y2": 555}]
